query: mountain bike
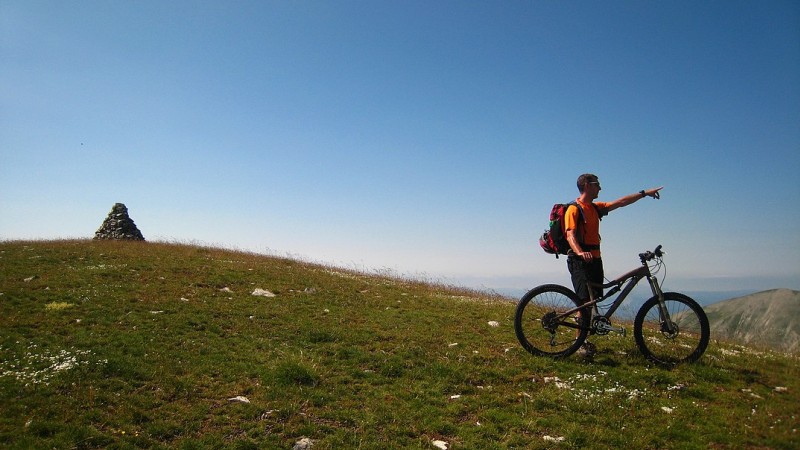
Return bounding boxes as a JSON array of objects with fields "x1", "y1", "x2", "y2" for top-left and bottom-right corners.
[{"x1": 514, "y1": 245, "x2": 710, "y2": 367}]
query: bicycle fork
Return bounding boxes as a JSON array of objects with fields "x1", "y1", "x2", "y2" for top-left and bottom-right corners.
[{"x1": 647, "y1": 276, "x2": 678, "y2": 335}]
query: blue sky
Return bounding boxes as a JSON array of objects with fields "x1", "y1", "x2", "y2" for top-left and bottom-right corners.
[{"x1": 2, "y1": 1, "x2": 799, "y2": 296}]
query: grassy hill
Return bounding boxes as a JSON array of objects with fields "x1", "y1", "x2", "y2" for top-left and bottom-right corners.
[
  {"x1": 705, "y1": 289, "x2": 800, "y2": 354},
  {"x1": 1, "y1": 240, "x2": 798, "y2": 449}
]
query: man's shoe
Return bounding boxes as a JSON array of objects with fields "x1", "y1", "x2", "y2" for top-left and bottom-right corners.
[{"x1": 578, "y1": 341, "x2": 597, "y2": 359}]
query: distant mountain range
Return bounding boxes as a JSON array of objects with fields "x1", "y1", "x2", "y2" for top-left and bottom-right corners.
[{"x1": 704, "y1": 289, "x2": 800, "y2": 354}]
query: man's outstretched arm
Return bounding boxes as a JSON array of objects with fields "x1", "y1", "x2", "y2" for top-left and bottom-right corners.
[{"x1": 605, "y1": 187, "x2": 663, "y2": 212}]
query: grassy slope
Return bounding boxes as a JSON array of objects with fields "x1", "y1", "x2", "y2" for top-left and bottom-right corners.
[{"x1": 0, "y1": 240, "x2": 797, "y2": 449}]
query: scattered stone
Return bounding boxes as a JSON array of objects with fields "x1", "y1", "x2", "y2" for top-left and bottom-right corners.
[
  {"x1": 94, "y1": 203, "x2": 145, "y2": 241},
  {"x1": 24, "y1": 276, "x2": 36, "y2": 282},
  {"x1": 252, "y1": 288, "x2": 276, "y2": 297},
  {"x1": 228, "y1": 396, "x2": 250, "y2": 404},
  {"x1": 487, "y1": 321, "x2": 500, "y2": 327},
  {"x1": 258, "y1": 410, "x2": 277, "y2": 420},
  {"x1": 292, "y1": 437, "x2": 314, "y2": 450},
  {"x1": 432, "y1": 440, "x2": 448, "y2": 450}
]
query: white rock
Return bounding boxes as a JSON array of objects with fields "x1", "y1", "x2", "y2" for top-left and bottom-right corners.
[
  {"x1": 228, "y1": 396, "x2": 250, "y2": 403},
  {"x1": 252, "y1": 288, "x2": 276, "y2": 297},
  {"x1": 432, "y1": 440, "x2": 448, "y2": 450},
  {"x1": 487, "y1": 321, "x2": 500, "y2": 327},
  {"x1": 293, "y1": 437, "x2": 314, "y2": 450}
]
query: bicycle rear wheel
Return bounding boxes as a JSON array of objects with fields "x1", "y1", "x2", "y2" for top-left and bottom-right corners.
[
  {"x1": 514, "y1": 284, "x2": 589, "y2": 358},
  {"x1": 633, "y1": 292, "x2": 710, "y2": 367}
]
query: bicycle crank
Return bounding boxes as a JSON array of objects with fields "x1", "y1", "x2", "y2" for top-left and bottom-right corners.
[{"x1": 592, "y1": 317, "x2": 627, "y2": 336}]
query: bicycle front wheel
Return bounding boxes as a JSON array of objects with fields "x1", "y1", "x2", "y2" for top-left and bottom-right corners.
[
  {"x1": 514, "y1": 284, "x2": 589, "y2": 358},
  {"x1": 633, "y1": 292, "x2": 710, "y2": 367}
]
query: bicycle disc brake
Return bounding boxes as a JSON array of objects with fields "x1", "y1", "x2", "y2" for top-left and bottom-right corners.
[{"x1": 660, "y1": 320, "x2": 679, "y2": 338}]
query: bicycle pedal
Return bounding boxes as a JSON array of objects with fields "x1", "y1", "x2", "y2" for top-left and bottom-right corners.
[{"x1": 597, "y1": 323, "x2": 626, "y2": 336}]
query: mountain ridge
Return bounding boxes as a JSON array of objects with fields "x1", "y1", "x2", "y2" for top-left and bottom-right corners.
[{"x1": 704, "y1": 288, "x2": 800, "y2": 354}]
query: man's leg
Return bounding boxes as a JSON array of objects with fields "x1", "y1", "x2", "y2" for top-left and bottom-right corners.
[
  {"x1": 567, "y1": 256, "x2": 590, "y2": 304},
  {"x1": 567, "y1": 256, "x2": 600, "y2": 358}
]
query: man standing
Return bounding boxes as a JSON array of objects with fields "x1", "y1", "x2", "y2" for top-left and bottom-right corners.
[{"x1": 564, "y1": 173, "x2": 662, "y2": 356}]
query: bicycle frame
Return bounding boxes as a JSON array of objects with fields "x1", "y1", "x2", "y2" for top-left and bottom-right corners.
[{"x1": 557, "y1": 259, "x2": 664, "y2": 329}]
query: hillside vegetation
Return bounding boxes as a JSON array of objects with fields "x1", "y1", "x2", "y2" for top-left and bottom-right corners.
[
  {"x1": 705, "y1": 289, "x2": 800, "y2": 354},
  {"x1": 0, "y1": 240, "x2": 798, "y2": 449}
]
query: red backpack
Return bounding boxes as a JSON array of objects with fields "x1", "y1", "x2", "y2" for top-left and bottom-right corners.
[{"x1": 539, "y1": 202, "x2": 600, "y2": 258}]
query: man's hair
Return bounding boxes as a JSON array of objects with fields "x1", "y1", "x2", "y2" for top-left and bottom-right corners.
[{"x1": 577, "y1": 173, "x2": 599, "y2": 193}]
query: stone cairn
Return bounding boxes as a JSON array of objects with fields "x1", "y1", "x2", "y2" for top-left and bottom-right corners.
[{"x1": 94, "y1": 203, "x2": 145, "y2": 241}]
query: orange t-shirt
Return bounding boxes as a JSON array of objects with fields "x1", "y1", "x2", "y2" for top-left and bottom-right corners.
[{"x1": 564, "y1": 200, "x2": 609, "y2": 257}]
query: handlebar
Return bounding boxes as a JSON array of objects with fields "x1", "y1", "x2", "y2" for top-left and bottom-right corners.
[{"x1": 639, "y1": 245, "x2": 663, "y2": 262}]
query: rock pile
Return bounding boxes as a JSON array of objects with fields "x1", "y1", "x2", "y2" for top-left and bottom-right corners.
[{"x1": 94, "y1": 203, "x2": 145, "y2": 241}]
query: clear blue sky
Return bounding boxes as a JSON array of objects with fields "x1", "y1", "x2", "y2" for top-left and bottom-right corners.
[{"x1": 2, "y1": 1, "x2": 799, "y2": 295}]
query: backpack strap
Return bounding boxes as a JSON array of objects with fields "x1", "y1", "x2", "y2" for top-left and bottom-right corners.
[
  {"x1": 593, "y1": 203, "x2": 607, "y2": 221},
  {"x1": 569, "y1": 201, "x2": 605, "y2": 222},
  {"x1": 567, "y1": 201, "x2": 583, "y2": 221}
]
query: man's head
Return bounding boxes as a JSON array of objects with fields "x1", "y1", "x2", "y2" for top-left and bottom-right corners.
[{"x1": 577, "y1": 173, "x2": 601, "y2": 193}]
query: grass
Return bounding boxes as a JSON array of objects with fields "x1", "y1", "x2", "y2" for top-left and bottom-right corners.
[{"x1": 0, "y1": 239, "x2": 798, "y2": 449}]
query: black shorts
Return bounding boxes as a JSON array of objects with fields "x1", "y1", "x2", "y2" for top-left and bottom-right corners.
[{"x1": 567, "y1": 256, "x2": 604, "y2": 303}]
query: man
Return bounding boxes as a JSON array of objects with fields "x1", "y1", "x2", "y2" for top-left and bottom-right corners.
[{"x1": 564, "y1": 173, "x2": 662, "y2": 357}]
